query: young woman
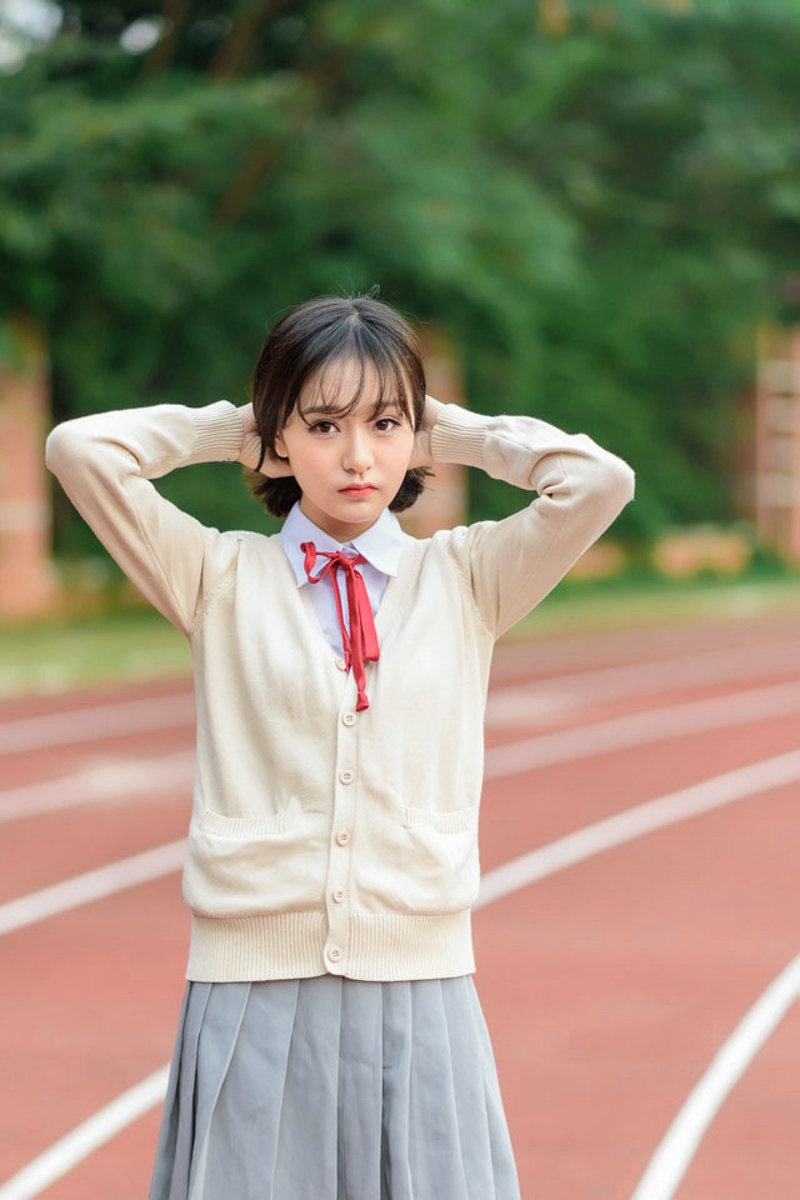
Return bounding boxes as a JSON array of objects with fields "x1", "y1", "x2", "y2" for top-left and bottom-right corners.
[{"x1": 45, "y1": 294, "x2": 634, "y2": 1200}]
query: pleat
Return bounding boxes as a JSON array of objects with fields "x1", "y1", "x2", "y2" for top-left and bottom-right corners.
[
  {"x1": 381, "y1": 981, "x2": 414, "y2": 1200},
  {"x1": 442, "y1": 977, "x2": 497, "y2": 1199},
  {"x1": 337, "y1": 980, "x2": 383, "y2": 1199},
  {"x1": 196, "y1": 979, "x2": 301, "y2": 1199},
  {"x1": 147, "y1": 984, "x2": 192, "y2": 1200},
  {"x1": 189, "y1": 982, "x2": 252, "y2": 1199},
  {"x1": 408, "y1": 980, "x2": 471, "y2": 1196},
  {"x1": 271, "y1": 976, "x2": 341, "y2": 1198},
  {"x1": 465, "y1": 982, "x2": 522, "y2": 1200}
]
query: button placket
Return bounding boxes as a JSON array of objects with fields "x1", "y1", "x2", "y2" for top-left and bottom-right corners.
[{"x1": 324, "y1": 692, "x2": 362, "y2": 974}]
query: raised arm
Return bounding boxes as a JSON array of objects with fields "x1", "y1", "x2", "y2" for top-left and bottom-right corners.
[
  {"x1": 45, "y1": 401, "x2": 245, "y2": 634},
  {"x1": 421, "y1": 400, "x2": 635, "y2": 638}
]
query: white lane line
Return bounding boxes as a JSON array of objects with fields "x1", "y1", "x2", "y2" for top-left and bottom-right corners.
[
  {"x1": 0, "y1": 692, "x2": 194, "y2": 756},
  {"x1": 486, "y1": 638, "x2": 800, "y2": 725},
  {"x1": 0, "y1": 841, "x2": 186, "y2": 936},
  {"x1": 3, "y1": 749, "x2": 799, "y2": 1197},
  {"x1": 12, "y1": 747, "x2": 796, "y2": 940},
  {"x1": 0, "y1": 1066, "x2": 170, "y2": 1200},
  {"x1": 477, "y1": 748, "x2": 800, "y2": 907},
  {"x1": 630, "y1": 951, "x2": 800, "y2": 1200},
  {"x1": 484, "y1": 680, "x2": 800, "y2": 778},
  {"x1": 0, "y1": 751, "x2": 194, "y2": 824},
  {"x1": 3, "y1": 680, "x2": 799, "y2": 827}
]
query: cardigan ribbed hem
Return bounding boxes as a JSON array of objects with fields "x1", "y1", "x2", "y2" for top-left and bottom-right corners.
[{"x1": 186, "y1": 908, "x2": 476, "y2": 982}]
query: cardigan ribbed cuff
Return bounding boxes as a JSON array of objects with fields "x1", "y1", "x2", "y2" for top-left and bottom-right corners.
[
  {"x1": 430, "y1": 404, "x2": 490, "y2": 470},
  {"x1": 191, "y1": 401, "x2": 244, "y2": 464}
]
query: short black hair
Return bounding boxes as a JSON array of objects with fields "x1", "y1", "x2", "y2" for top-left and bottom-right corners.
[{"x1": 245, "y1": 294, "x2": 429, "y2": 517}]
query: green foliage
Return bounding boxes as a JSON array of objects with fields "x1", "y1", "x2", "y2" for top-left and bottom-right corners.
[{"x1": 3, "y1": 0, "x2": 800, "y2": 553}]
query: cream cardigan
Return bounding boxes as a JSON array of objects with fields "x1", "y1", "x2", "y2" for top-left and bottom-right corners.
[{"x1": 45, "y1": 400, "x2": 634, "y2": 981}]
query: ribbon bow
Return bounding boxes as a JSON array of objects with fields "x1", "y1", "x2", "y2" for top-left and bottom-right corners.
[{"x1": 301, "y1": 541, "x2": 380, "y2": 712}]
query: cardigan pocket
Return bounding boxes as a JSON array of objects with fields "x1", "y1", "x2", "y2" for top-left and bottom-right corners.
[
  {"x1": 358, "y1": 801, "x2": 480, "y2": 915},
  {"x1": 183, "y1": 800, "x2": 328, "y2": 917}
]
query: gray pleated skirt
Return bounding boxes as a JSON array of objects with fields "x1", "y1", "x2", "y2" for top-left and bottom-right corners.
[{"x1": 148, "y1": 974, "x2": 521, "y2": 1200}]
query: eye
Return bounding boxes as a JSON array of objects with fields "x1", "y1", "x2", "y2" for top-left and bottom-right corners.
[
  {"x1": 374, "y1": 417, "x2": 401, "y2": 432},
  {"x1": 309, "y1": 419, "x2": 338, "y2": 434}
]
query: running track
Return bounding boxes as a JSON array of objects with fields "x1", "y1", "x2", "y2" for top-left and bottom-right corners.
[{"x1": 1, "y1": 607, "x2": 799, "y2": 1199}]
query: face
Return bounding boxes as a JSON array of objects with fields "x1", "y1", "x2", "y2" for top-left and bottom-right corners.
[{"x1": 274, "y1": 358, "x2": 416, "y2": 542}]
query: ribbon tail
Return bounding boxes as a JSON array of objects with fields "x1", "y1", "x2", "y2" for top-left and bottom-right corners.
[{"x1": 353, "y1": 574, "x2": 380, "y2": 663}]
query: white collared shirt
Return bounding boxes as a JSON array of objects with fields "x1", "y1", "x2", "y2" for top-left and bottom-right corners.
[{"x1": 280, "y1": 502, "x2": 404, "y2": 657}]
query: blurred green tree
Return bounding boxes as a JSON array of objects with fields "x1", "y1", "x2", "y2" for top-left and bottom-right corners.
[{"x1": 2, "y1": 0, "x2": 800, "y2": 554}]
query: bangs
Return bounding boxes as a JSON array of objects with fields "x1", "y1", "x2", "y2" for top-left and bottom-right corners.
[
  {"x1": 299, "y1": 353, "x2": 415, "y2": 425},
  {"x1": 291, "y1": 310, "x2": 423, "y2": 427}
]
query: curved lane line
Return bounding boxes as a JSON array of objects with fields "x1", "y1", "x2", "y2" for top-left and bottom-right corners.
[
  {"x1": 0, "y1": 751, "x2": 194, "y2": 824},
  {"x1": 0, "y1": 1067, "x2": 170, "y2": 1200},
  {"x1": 484, "y1": 681, "x2": 800, "y2": 777},
  {"x1": 630, "y1": 951, "x2": 800, "y2": 1200},
  {"x1": 486, "y1": 638, "x2": 800, "y2": 725},
  {"x1": 3, "y1": 681, "x2": 800, "y2": 826},
  {"x1": 0, "y1": 841, "x2": 186, "y2": 937},
  {"x1": 3, "y1": 750, "x2": 800, "y2": 939},
  {"x1": 2, "y1": 749, "x2": 800, "y2": 1197},
  {"x1": 477, "y1": 748, "x2": 800, "y2": 906},
  {"x1": 0, "y1": 693, "x2": 195, "y2": 756}
]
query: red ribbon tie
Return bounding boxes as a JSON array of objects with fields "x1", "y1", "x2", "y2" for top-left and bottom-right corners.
[{"x1": 301, "y1": 541, "x2": 380, "y2": 711}]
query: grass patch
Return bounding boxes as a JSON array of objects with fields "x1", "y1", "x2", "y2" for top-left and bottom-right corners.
[
  {"x1": 506, "y1": 567, "x2": 800, "y2": 641},
  {"x1": 0, "y1": 607, "x2": 191, "y2": 699}
]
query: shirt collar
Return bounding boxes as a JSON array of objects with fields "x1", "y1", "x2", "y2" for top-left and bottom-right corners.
[{"x1": 280, "y1": 503, "x2": 404, "y2": 586}]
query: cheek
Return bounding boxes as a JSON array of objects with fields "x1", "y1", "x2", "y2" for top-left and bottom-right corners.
[
  {"x1": 385, "y1": 436, "x2": 414, "y2": 476},
  {"x1": 288, "y1": 439, "x2": 332, "y2": 481}
]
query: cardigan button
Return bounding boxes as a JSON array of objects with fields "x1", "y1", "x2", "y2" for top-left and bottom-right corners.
[
  {"x1": 327, "y1": 946, "x2": 342, "y2": 962},
  {"x1": 339, "y1": 769, "x2": 354, "y2": 785},
  {"x1": 332, "y1": 889, "x2": 346, "y2": 903},
  {"x1": 342, "y1": 711, "x2": 356, "y2": 727},
  {"x1": 335, "y1": 657, "x2": 347, "y2": 671},
  {"x1": 336, "y1": 830, "x2": 351, "y2": 846}
]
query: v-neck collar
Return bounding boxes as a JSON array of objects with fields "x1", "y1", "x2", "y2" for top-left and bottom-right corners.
[{"x1": 281, "y1": 534, "x2": 417, "y2": 671}]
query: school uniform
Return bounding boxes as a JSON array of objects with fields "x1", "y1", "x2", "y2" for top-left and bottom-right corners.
[{"x1": 45, "y1": 399, "x2": 634, "y2": 1199}]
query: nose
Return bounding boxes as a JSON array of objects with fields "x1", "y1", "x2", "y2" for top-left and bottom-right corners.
[{"x1": 342, "y1": 428, "x2": 373, "y2": 474}]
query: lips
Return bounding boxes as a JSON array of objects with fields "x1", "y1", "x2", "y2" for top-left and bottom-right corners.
[{"x1": 339, "y1": 485, "x2": 376, "y2": 496}]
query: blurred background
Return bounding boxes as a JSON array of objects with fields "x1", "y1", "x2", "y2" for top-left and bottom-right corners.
[
  {"x1": 2, "y1": 6, "x2": 800, "y2": 1198},
  {"x1": 2, "y1": 0, "x2": 800, "y2": 667}
]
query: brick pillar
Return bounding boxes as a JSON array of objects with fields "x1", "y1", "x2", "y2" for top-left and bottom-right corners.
[
  {"x1": 754, "y1": 324, "x2": 800, "y2": 563},
  {"x1": 399, "y1": 331, "x2": 467, "y2": 539},
  {"x1": 0, "y1": 315, "x2": 55, "y2": 618}
]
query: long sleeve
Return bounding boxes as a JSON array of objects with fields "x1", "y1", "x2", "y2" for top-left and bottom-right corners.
[
  {"x1": 430, "y1": 403, "x2": 635, "y2": 638},
  {"x1": 45, "y1": 401, "x2": 245, "y2": 635}
]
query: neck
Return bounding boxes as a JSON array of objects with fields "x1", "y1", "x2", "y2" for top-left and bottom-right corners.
[{"x1": 298, "y1": 497, "x2": 383, "y2": 544}]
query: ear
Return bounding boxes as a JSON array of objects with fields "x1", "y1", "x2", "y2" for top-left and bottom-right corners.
[{"x1": 274, "y1": 431, "x2": 288, "y2": 460}]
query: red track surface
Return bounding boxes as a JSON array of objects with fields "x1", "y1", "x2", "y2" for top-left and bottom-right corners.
[{"x1": 1, "y1": 610, "x2": 798, "y2": 1199}]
